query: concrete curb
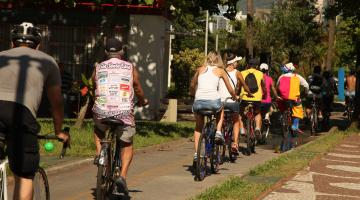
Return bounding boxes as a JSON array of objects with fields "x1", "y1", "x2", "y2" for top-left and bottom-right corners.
[{"x1": 45, "y1": 158, "x2": 93, "y2": 175}]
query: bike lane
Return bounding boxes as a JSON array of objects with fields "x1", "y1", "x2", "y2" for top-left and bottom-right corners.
[{"x1": 263, "y1": 134, "x2": 360, "y2": 200}]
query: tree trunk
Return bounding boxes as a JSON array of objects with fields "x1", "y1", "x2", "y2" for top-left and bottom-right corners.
[
  {"x1": 353, "y1": 40, "x2": 360, "y2": 122},
  {"x1": 325, "y1": 0, "x2": 336, "y2": 71},
  {"x1": 74, "y1": 97, "x2": 89, "y2": 128},
  {"x1": 246, "y1": 0, "x2": 254, "y2": 59}
]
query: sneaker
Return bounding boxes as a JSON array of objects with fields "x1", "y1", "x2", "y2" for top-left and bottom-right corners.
[
  {"x1": 214, "y1": 131, "x2": 225, "y2": 144},
  {"x1": 263, "y1": 119, "x2": 270, "y2": 125},
  {"x1": 343, "y1": 112, "x2": 348, "y2": 117},
  {"x1": 115, "y1": 176, "x2": 129, "y2": 195}
]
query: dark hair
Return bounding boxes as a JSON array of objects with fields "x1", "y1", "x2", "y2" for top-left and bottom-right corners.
[
  {"x1": 225, "y1": 53, "x2": 236, "y2": 63},
  {"x1": 313, "y1": 65, "x2": 321, "y2": 74},
  {"x1": 350, "y1": 69, "x2": 356, "y2": 75}
]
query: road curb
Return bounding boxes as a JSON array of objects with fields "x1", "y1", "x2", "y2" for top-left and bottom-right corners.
[{"x1": 45, "y1": 158, "x2": 93, "y2": 175}]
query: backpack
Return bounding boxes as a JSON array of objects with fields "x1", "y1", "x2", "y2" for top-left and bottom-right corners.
[
  {"x1": 245, "y1": 71, "x2": 258, "y2": 93},
  {"x1": 309, "y1": 74, "x2": 323, "y2": 94}
]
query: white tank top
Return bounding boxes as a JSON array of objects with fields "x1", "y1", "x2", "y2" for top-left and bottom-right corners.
[
  {"x1": 195, "y1": 66, "x2": 220, "y2": 100},
  {"x1": 219, "y1": 69, "x2": 237, "y2": 102}
]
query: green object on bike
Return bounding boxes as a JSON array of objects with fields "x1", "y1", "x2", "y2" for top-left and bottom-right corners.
[{"x1": 44, "y1": 142, "x2": 54, "y2": 152}]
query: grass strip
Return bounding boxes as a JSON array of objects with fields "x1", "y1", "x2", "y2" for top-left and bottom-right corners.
[
  {"x1": 38, "y1": 120, "x2": 194, "y2": 157},
  {"x1": 192, "y1": 128, "x2": 357, "y2": 200}
]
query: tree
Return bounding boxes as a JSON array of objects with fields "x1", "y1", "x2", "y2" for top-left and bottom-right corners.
[
  {"x1": 329, "y1": 1, "x2": 360, "y2": 121},
  {"x1": 326, "y1": 0, "x2": 336, "y2": 71}
]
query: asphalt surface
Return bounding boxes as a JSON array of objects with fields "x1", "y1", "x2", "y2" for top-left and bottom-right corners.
[{"x1": 6, "y1": 109, "x2": 349, "y2": 200}]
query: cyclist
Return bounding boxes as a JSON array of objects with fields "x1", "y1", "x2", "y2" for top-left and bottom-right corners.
[
  {"x1": 239, "y1": 58, "x2": 266, "y2": 141},
  {"x1": 260, "y1": 63, "x2": 281, "y2": 124},
  {"x1": 305, "y1": 66, "x2": 325, "y2": 120},
  {"x1": 322, "y1": 71, "x2": 336, "y2": 115},
  {"x1": 92, "y1": 38, "x2": 148, "y2": 194},
  {"x1": 0, "y1": 22, "x2": 70, "y2": 200},
  {"x1": 218, "y1": 53, "x2": 252, "y2": 153},
  {"x1": 277, "y1": 62, "x2": 309, "y2": 133},
  {"x1": 190, "y1": 51, "x2": 238, "y2": 163},
  {"x1": 344, "y1": 69, "x2": 356, "y2": 116}
]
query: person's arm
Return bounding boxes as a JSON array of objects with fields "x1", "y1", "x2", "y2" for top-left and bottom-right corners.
[
  {"x1": 236, "y1": 71, "x2": 251, "y2": 94},
  {"x1": 133, "y1": 67, "x2": 147, "y2": 106},
  {"x1": 298, "y1": 74, "x2": 309, "y2": 93},
  {"x1": 190, "y1": 69, "x2": 200, "y2": 97},
  {"x1": 220, "y1": 71, "x2": 237, "y2": 100},
  {"x1": 270, "y1": 80, "x2": 280, "y2": 99}
]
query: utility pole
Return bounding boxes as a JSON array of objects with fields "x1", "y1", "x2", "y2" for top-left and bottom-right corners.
[
  {"x1": 325, "y1": 0, "x2": 336, "y2": 71},
  {"x1": 215, "y1": 16, "x2": 219, "y2": 52},
  {"x1": 246, "y1": 0, "x2": 254, "y2": 59},
  {"x1": 205, "y1": 10, "x2": 209, "y2": 56}
]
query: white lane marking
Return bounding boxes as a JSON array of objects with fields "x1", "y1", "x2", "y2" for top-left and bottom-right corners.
[
  {"x1": 326, "y1": 165, "x2": 360, "y2": 173},
  {"x1": 330, "y1": 182, "x2": 360, "y2": 190},
  {"x1": 340, "y1": 144, "x2": 359, "y2": 148},
  {"x1": 328, "y1": 153, "x2": 360, "y2": 159},
  {"x1": 322, "y1": 158, "x2": 359, "y2": 164}
]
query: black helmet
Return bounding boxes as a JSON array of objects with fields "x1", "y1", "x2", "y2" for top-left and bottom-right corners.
[{"x1": 11, "y1": 22, "x2": 41, "y2": 47}]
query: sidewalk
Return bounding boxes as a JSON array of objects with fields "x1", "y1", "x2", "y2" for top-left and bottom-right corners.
[{"x1": 263, "y1": 134, "x2": 360, "y2": 200}]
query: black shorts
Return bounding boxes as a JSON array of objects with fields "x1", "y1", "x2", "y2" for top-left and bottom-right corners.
[
  {"x1": 0, "y1": 100, "x2": 40, "y2": 179},
  {"x1": 240, "y1": 101, "x2": 261, "y2": 116}
]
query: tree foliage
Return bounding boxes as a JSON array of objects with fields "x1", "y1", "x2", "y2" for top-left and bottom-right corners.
[{"x1": 169, "y1": 48, "x2": 205, "y2": 97}]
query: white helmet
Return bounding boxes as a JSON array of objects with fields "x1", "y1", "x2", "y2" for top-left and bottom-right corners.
[{"x1": 260, "y1": 63, "x2": 269, "y2": 70}]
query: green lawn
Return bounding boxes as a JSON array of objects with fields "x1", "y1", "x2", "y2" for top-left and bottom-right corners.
[
  {"x1": 38, "y1": 119, "x2": 194, "y2": 157},
  {"x1": 192, "y1": 128, "x2": 358, "y2": 200}
]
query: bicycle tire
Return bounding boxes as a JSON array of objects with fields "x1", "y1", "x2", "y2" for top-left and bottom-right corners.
[
  {"x1": 96, "y1": 147, "x2": 112, "y2": 199},
  {"x1": 33, "y1": 167, "x2": 50, "y2": 200},
  {"x1": 0, "y1": 162, "x2": 7, "y2": 200},
  {"x1": 195, "y1": 133, "x2": 207, "y2": 181},
  {"x1": 280, "y1": 112, "x2": 290, "y2": 152},
  {"x1": 311, "y1": 107, "x2": 317, "y2": 135},
  {"x1": 246, "y1": 118, "x2": 255, "y2": 155},
  {"x1": 228, "y1": 142, "x2": 237, "y2": 162},
  {"x1": 210, "y1": 143, "x2": 220, "y2": 173}
]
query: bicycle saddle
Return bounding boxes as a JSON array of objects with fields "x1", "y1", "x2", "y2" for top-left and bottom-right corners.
[
  {"x1": 101, "y1": 118, "x2": 125, "y2": 126},
  {"x1": 198, "y1": 110, "x2": 217, "y2": 116}
]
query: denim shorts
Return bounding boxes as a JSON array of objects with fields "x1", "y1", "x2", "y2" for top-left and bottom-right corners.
[
  {"x1": 193, "y1": 99, "x2": 222, "y2": 114},
  {"x1": 223, "y1": 102, "x2": 240, "y2": 113}
]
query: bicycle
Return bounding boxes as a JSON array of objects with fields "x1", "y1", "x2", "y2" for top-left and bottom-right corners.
[
  {"x1": 346, "y1": 95, "x2": 355, "y2": 122},
  {"x1": 96, "y1": 118, "x2": 129, "y2": 199},
  {"x1": 280, "y1": 100, "x2": 300, "y2": 152},
  {"x1": 195, "y1": 109, "x2": 222, "y2": 181},
  {"x1": 221, "y1": 97, "x2": 239, "y2": 163},
  {"x1": 241, "y1": 102, "x2": 257, "y2": 156},
  {"x1": 310, "y1": 95, "x2": 320, "y2": 136},
  {"x1": 0, "y1": 128, "x2": 69, "y2": 200},
  {"x1": 259, "y1": 102, "x2": 276, "y2": 145}
]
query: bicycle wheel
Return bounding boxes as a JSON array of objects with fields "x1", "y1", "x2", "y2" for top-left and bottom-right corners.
[
  {"x1": 246, "y1": 118, "x2": 255, "y2": 155},
  {"x1": 210, "y1": 143, "x2": 221, "y2": 173},
  {"x1": 96, "y1": 147, "x2": 112, "y2": 199},
  {"x1": 280, "y1": 113, "x2": 291, "y2": 152},
  {"x1": 195, "y1": 133, "x2": 207, "y2": 181},
  {"x1": 259, "y1": 121, "x2": 269, "y2": 145},
  {"x1": 33, "y1": 167, "x2": 50, "y2": 200},
  {"x1": 0, "y1": 161, "x2": 7, "y2": 200},
  {"x1": 310, "y1": 108, "x2": 317, "y2": 135}
]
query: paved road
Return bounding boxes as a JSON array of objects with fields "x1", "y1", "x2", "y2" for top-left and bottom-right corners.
[
  {"x1": 263, "y1": 134, "x2": 360, "y2": 200},
  {"x1": 7, "y1": 110, "x2": 348, "y2": 200}
]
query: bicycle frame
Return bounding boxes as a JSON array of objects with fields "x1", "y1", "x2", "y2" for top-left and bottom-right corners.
[
  {"x1": 204, "y1": 115, "x2": 216, "y2": 159},
  {"x1": 0, "y1": 159, "x2": 8, "y2": 200}
]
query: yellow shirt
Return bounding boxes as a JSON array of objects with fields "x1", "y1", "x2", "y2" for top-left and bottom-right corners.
[{"x1": 240, "y1": 68, "x2": 263, "y2": 101}]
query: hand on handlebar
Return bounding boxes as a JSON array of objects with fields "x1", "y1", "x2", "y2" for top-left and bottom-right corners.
[
  {"x1": 246, "y1": 93, "x2": 254, "y2": 98},
  {"x1": 56, "y1": 129, "x2": 71, "y2": 146},
  {"x1": 136, "y1": 98, "x2": 149, "y2": 107}
]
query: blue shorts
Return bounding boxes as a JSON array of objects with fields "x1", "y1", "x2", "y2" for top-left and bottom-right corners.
[
  {"x1": 193, "y1": 99, "x2": 222, "y2": 114},
  {"x1": 223, "y1": 102, "x2": 240, "y2": 113}
]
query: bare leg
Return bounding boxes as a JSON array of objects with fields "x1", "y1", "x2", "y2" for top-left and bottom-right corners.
[
  {"x1": 194, "y1": 114, "x2": 204, "y2": 152},
  {"x1": 120, "y1": 141, "x2": 133, "y2": 179},
  {"x1": 255, "y1": 113, "x2": 262, "y2": 130},
  {"x1": 232, "y1": 113, "x2": 240, "y2": 145},
  {"x1": 216, "y1": 109, "x2": 224, "y2": 132},
  {"x1": 93, "y1": 132, "x2": 102, "y2": 155},
  {"x1": 13, "y1": 175, "x2": 33, "y2": 200}
]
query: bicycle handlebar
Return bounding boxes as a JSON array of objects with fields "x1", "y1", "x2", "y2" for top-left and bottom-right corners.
[{"x1": 37, "y1": 127, "x2": 70, "y2": 159}]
